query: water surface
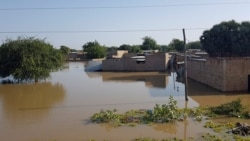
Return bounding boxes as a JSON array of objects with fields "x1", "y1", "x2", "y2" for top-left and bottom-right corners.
[{"x1": 0, "y1": 62, "x2": 249, "y2": 141}]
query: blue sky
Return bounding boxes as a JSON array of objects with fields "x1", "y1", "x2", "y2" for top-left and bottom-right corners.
[{"x1": 1, "y1": 0, "x2": 250, "y2": 49}]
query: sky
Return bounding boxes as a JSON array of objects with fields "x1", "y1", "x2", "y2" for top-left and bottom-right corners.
[{"x1": 1, "y1": 0, "x2": 250, "y2": 50}]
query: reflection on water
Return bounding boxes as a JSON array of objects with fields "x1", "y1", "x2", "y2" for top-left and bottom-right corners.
[
  {"x1": 188, "y1": 79, "x2": 250, "y2": 108},
  {"x1": 0, "y1": 82, "x2": 65, "y2": 125},
  {"x1": 86, "y1": 72, "x2": 170, "y2": 88},
  {"x1": 86, "y1": 71, "x2": 185, "y2": 98},
  {"x1": 152, "y1": 122, "x2": 178, "y2": 134},
  {"x1": 0, "y1": 62, "x2": 250, "y2": 141}
]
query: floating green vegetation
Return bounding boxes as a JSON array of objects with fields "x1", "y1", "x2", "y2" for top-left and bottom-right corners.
[
  {"x1": 204, "y1": 120, "x2": 236, "y2": 133},
  {"x1": 88, "y1": 137, "x2": 196, "y2": 141},
  {"x1": 201, "y1": 133, "x2": 230, "y2": 141},
  {"x1": 91, "y1": 96, "x2": 189, "y2": 126},
  {"x1": 132, "y1": 137, "x2": 195, "y2": 141},
  {"x1": 91, "y1": 97, "x2": 250, "y2": 129},
  {"x1": 201, "y1": 131, "x2": 250, "y2": 141},
  {"x1": 208, "y1": 99, "x2": 250, "y2": 118},
  {"x1": 144, "y1": 96, "x2": 183, "y2": 123},
  {"x1": 233, "y1": 135, "x2": 250, "y2": 141},
  {"x1": 91, "y1": 109, "x2": 122, "y2": 126}
]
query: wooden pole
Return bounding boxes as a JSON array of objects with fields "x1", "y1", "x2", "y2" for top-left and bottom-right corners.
[{"x1": 183, "y1": 29, "x2": 188, "y2": 101}]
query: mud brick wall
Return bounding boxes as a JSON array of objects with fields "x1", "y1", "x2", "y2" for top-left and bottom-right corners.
[
  {"x1": 102, "y1": 53, "x2": 169, "y2": 72},
  {"x1": 187, "y1": 57, "x2": 250, "y2": 92}
]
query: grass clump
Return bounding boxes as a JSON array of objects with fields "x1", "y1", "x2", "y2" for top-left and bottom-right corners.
[
  {"x1": 91, "y1": 96, "x2": 184, "y2": 126},
  {"x1": 204, "y1": 120, "x2": 236, "y2": 133},
  {"x1": 91, "y1": 97, "x2": 250, "y2": 127},
  {"x1": 144, "y1": 96, "x2": 182, "y2": 123},
  {"x1": 91, "y1": 109, "x2": 121, "y2": 126},
  {"x1": 201, "y1": 133, "x2": 227, "y2": 141},
  {"x1": 208, "y1": 99, "x2": 250, "y2": 118},
  {"x1": 132, "y1": 137, "x2": 194, "y2": 141}
]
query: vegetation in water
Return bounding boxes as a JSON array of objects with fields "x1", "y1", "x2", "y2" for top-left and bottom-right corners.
[
  {"x1": 144, "y1": 96, "x2": 182, "y2": 123},
  {"x1": 82, "y1": 41, "x2": 107, "y2": 59},
  {"x1": 91, "y1": 97, "x2": 250, "y2": 127},
  {"x1": 206, "y1": 99, "x2": 250, "y2": 119},
  {"x1": 204, "y1": 120, "x2": 236, "y2": 133},
  {"x1": 89, "y1": 137, "x2": 196, "y2": 141},
  {"x1": 91, "y1": 96, "x2": 183, "y2": 126},
  {"x1": 0, "y1": 37, "x2": 64, "y2": 82},
  {"x1": 90, "y1": 96, "x2": 250, "y2": 141},
  {"x1": 132, "y1": 137, "x2": 194, "y2": 141}
]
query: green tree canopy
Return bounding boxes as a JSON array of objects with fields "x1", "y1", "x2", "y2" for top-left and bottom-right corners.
[
  {"x1": 129, "y1": 45, "x2": 141, "y2": 53},
  {"x1": 118, "y1": 44, "x2": 131, "y2": 50},
  {"x1": 200, "y1": 20, "x2": 250, "y2": 57},
  {"x1": 106, "y1": 46, "x2": 118, "y2": 52},
  {"x1": 159, "y1": 45, "x2": 171, "y2": 52},
  {"x1": 141, "y1": 36, "x2": 159, "y2": 50},
  {"x1": 0, "y1": 37, "x2": 64, "y2": 82},
  {"x1": 186, "y1": 41, "x2": 202, "y2": 50},
  {"x1": 118, "y1": 44, "x2": 141, "y2": 53},
  {"x1": 82, "y1": 41, "x2": 106, "y2": 59},
  {"x1": 60, "y1": 45, "x2": 71, "y2": 56},
  {"x1": 168, "y1": 39, "x2": 184, "y2": 52}
]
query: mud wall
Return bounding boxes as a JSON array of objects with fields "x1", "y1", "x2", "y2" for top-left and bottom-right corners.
[
  {"x1": 187, "y1": 57, "x2": 250, "y2": 92},
  {"x1": 102, "y1": 53, "x2": 169, "y2": 72}
]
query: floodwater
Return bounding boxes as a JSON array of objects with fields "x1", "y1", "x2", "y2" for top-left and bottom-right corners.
[{"x1": 0, "y1": 62, "x2": 250, "y2": 141}]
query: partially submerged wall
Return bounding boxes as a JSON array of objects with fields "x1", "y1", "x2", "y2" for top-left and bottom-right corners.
[
  {"x1": 102, "y1": 53, "x2": 170, "y2": 72},
  {"x1": 187, "y1": 57, "x2": 250, "y2": 92}
]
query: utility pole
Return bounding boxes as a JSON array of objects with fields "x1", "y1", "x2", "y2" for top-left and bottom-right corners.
[{"x1": 183, "y1": 29, "x2": 188, "y2": 101}]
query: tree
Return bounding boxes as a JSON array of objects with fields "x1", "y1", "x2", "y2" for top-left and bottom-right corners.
[
  {"x1": 70, "y1": 49, "x2": 78, "y2": 52},
  {"x1": 168, "y1": 39, "x2": 184, "y2": 52},
  {"x1": 129, "y1": 45, "x2": 141, "y2": 53},
  {"x1": 186, "y1": 41, "x2": 202, "y2": 50},
  {"x1": 118, "y1": 44, "x2": 141, "y2": 53},
  {"x1": 0, "y1": 37, "x2": 64, "y2": 82},
  {"x1": 159, "y1": 45, "x2": 170, "y2": 52},
  {"x1": 106, "y1": 46, "x2": 118, "y2": 52},
  {"x1": 118, "y1": 44, "x2": 131, "y2": 50},
  {"x1": 60, "y1": 45, "x2": 71, "y2": 57},
  {"x1": 82, "y1": 41, "x2": 106, "y2": 59},
  {"x1": 141, "y1": 36, "x2": 159, "y2": 50},
  {"x1": 200, "y1": 20, "x2": 250, "y2": 57}
]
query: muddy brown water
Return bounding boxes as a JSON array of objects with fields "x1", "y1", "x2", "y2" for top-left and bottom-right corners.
[{"x1": 0, "y1": 62, "x2": 249, "y2": 141}]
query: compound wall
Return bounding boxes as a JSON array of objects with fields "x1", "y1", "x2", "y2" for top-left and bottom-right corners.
[{"x1": 187, "y1": 57, "x2": 250, "y2": 92}]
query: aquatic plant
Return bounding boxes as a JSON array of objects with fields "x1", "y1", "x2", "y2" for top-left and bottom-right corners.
[
  {"x1": 132, "y1": 137, "x2": 194, "y2": 141},
  {"x1": 90, "y1": 97, "x2": 250, "y2": 129},
  {"x1": 209, "y1": 99, "x2": 250, "y2": 118},
  {"x1": 233, "y1": 135, "x2": 250, "y2": 141},
  {"x1": 91, "y1": 109, "x2": 121, "y2": 126},
  {"x1": 201, "y1": 133, "x2": 226, "y2": 141},
  {"x1": 121, "y1": 109, "x2": 147, "y2": 124},
  {"x1": 204, "y1": 120, "x2": 236, "y2": 133},
  {"x1": 144, "y1": 96, "x2": 184, "y2": 123},
  {"x1": 91, "y1": 96, "x2": 183, "y2": 126}
]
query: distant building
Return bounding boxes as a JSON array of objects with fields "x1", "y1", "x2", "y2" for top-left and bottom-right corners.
[
  {"x1": 67, "y1": 52, "x2": 87, "y2": 61},
  {"x1": 103, "y1": 50, "x2": 170, "y2": 72},
  {"x1": 106, "y1": 50, "x2": 128, "y2": 59}
]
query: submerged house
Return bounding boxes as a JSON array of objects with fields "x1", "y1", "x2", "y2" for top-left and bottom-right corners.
[
  {"x1": 187, "y1": 57, "x2": 250, "y2": 92},
  {"x1": 180, "y1": 49, "x2": 250, "y2": 92},
  {"x1": 67, "y1": 52, "x2": 87, "y2": 61},
  {"x1": 102, "y1": 50, "x2": 171, "y2": 72}
]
